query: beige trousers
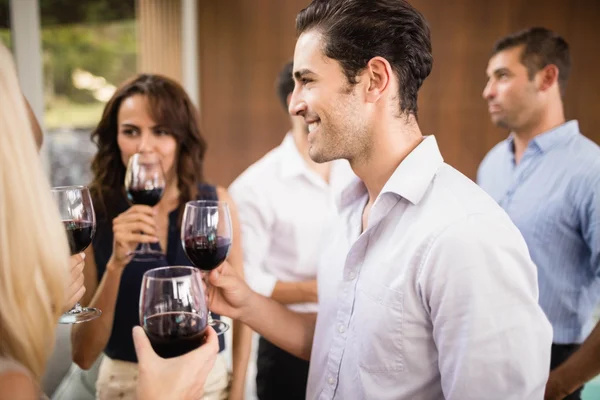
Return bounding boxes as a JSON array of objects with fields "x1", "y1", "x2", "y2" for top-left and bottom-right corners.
[{"x1": 96, "y1": 353, "x2": 230, "y2": 400}]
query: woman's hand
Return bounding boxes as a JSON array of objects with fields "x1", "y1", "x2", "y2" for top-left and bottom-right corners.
[
  {"x1": 133, "y1": 325, "x2": 219, "y2": 400},
  {"x1": 108, "y1": 205, "x2": 159, "y2": 269},
  {"x1": 62, "y1": 253, "x2": 86, "y2": 313}
]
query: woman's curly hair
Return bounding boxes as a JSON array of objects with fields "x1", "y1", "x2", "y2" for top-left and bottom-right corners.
[{"x1": 89, "y1": 74, "x2": 207, "y2": 224}]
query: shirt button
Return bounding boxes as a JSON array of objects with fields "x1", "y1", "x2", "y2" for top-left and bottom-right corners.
[
  {"x1": 338, "y1": 324, "x2": 346, "y2": 334},
  {"x1": 328, "y1": 376, "x2": 335, "y2": 385},
  {"x1": 348, "y1": 272, "x2": 356, "y2": 280}
]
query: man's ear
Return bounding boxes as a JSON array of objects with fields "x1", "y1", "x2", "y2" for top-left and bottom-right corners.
[
  {"x1": 537, "y1": 64, "x2": 559, "y2": 93},
  {"x1": 363, "y1": 56, "x2": 392, "y2": 104}
]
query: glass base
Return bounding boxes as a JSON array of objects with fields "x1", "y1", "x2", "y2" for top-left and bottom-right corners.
[
  {"x1": 210, "y1": 319, "x2": 229, "y2": 336},
  {"x1": 59, "y1": 307, "x2": 102, "y2": 324},
  {"x1": 131, "y1": 248, "x2": 165, "y2": 262}
]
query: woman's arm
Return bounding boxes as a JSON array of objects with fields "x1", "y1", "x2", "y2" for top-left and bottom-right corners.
[
  {"x1": 71, "y1": 245, "x2": 124, "y2": 370},
  {"x1": 72, "y1": 204, "x2": 159, "y2": 370},
  {"x1": 218, "y1": 186, "x2": 253, "y2": 399}
]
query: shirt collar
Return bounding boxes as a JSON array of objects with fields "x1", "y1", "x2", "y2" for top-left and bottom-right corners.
[
  {"x1": 532, "y1": 120, "x2": 579, "y2": 152},
  {"x1": 381, "y1": 135, "x2": 444, "y2": 205},
  {"x1": 506, "y1": 120, "x2": 579, "y2": 154},
  {"x1": 338, "y1": 135, "x2": 445, "y2": 209}
]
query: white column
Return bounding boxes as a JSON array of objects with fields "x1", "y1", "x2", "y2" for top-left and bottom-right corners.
[
  {"x1": 9, "y1": 0, "x2": 46, "y2": 168},
  {"x1": 182, "y1": 0, "x2": 200, "y2": 108}
]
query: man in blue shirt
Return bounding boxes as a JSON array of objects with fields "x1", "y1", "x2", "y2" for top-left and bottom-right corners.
[{"x1": 478, "y1": 27, "x2": 600, "y2": 400}]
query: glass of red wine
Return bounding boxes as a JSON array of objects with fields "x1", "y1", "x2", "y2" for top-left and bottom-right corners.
[
  {"x1": 181, "y1": 200, "x2": 231, "y2": 335},
  {"x1": 51, "y1": 185, "x2": 102, "y2": 324},
  {"x1": 139, "y1": 266, "x2": 209, "y2": 358},
  {"x1": 124, "y1": 152, "x2": 166, "y2": 261}
]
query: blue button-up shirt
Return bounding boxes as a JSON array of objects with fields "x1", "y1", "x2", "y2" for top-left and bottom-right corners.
[{"x1": 477, "y1": 120, "x2": 600, "y2": 344}]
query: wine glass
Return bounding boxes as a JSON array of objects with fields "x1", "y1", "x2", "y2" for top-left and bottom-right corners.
[
  {"x1": 139, "y1": 266, "x2": 209, "y2": 358},
  {"x1": 124, "y1": 152, "x2": 166, "y2": 261},
  {"x1": 51, "y1": 185, "x2": 102, "y2": 324},
  {"x1": 181, "y1": 200, "x2": 231, "y2": 335}
]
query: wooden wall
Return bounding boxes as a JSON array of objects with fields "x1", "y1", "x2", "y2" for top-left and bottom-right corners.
[
  {"x1": 137, "y1": 0, "x2": 183, "y2": 82},
  {"x1": 198, "y1": 0, "x2": 600, "y2": 186}
]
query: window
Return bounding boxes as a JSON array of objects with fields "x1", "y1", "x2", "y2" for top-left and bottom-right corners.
[
  {"x1": 40, "y1": 0, "x2": 137, "y2": 186},
  {"x1": 0, "y1": 0, "x2": 10, "y2": 49}
]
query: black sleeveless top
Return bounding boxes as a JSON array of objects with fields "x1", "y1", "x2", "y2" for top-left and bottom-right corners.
[{"x1": 93, "y1": 183, "x2": 225, "y2": 362}]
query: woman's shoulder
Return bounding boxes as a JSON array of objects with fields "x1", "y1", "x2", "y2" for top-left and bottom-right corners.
[
  {"x1": 195, "y1": 182, "x2": 218, "y2": 201},
  {"x1": 91, "y1": 187, "x2": 129, "y2": 222},
  {"x1": 0, "y1": 360, "x2": 39, "y2": 400},
  {"x1": 215, "y1": 185, "x2": 235, "y2": 204},
  {"x1": 193, "y1": 183, "x2": 237, "y2": 209}
]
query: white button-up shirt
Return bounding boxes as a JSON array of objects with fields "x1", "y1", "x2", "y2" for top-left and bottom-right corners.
[
  {"x1": 229, "y1": 133, "x2": 354, "y2": 313},
  {"x1": 307, "y1": 136, "x2": 552, "y2": 399}
]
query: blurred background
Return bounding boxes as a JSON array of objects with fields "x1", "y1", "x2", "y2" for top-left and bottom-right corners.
[
  {"x1": 2, "y1": 0, "x2": 599, "y2": 398},
  {"x1": 2, "y1": 0, "x2": 599, "y2": 188}
]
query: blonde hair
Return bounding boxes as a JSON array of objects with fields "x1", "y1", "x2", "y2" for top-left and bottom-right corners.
[{"x1": 0, "y1": 43, "x2": 69, "y2": 379}]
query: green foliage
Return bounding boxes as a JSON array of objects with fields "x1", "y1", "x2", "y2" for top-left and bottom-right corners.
[
  {"x1": 0, "y1": 29, "x2": 10, "y2": 49},
  {"x1": 0, "y1": 0, "x2": 135, "y2": 29},
  {"x1": 43, "y1": 20, "x2": 137, "y2": 103},
  {"x1": 1, "y1": 0, "x2": 137, "y2": 128}
]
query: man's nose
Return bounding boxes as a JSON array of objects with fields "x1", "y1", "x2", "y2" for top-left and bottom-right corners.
[
  {"x1": 289, "y1": 87, "x2": 306, "y2": 117},
  {"x1": 482, "y1": 80, "x2": 495, "y2": 100}
]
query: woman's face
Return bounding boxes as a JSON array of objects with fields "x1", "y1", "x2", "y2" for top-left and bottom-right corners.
[{"x1": 117, "y1": 94, "x2": 178, "y2": 183}]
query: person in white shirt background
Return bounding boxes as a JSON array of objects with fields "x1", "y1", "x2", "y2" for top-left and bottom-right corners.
[
  {"x1": 229, "y1": 60, "x2": 353, "y2": 400},
  {"x1": 208, "y1": 0, "x2": 553, "y2": 399}
]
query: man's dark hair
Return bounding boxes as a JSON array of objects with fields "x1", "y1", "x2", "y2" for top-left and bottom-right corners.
[
  {"x1": 492, "y1": 27, "x2": 571, "y2": 97},
  {"x1": 296, "y1": 0, "x2": 433, "y2": 118},
  {"x1": 276, "y1": 61, "x2": 294, "y2": 111}
]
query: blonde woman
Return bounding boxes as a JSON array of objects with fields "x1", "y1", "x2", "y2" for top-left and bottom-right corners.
[
  {"x1": 0, "y1": 43, "x2": 219, "y2": 400},
  {"x1": 0, "y1": 41, "x2": 72, "y2": 398}
]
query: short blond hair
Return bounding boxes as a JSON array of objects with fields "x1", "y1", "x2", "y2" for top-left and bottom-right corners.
[{"x1": 0, "y1": 43, "x2": 69, "y2": 379}]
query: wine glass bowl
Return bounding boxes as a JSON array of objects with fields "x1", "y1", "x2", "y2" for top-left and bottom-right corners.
[
  {"x1": 124, "y1": 152, "x2": 166, "y2": 260},
  {"x1": 51, "y1": 185, "x2": 102, "y2": 324},
  {"x1": 139, "y1": 266, "x2": 210, "y2": 358}
]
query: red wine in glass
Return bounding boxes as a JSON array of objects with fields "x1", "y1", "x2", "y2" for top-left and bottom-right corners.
[
  {"x1": 63, "y1": 220, "x2": 94, "y2": 254},
  {"x1": 140, "y1": 266, "x2": 209, "y2": 358},
  {"x1": 124, "y1": 152, "x2": 166, "y2": 261},
  {"x1": 126, "y1": 187, "x2": 164, "y2": 207},
  {"x1": 181, "y1": 200, "x2": 232, "y2": 336},
  {"x1": 183, "y1": 235, "x2": 231, "y2": 270},
  {"x1": 143, "y1": 311, "x2": 208, "y2": 358}
]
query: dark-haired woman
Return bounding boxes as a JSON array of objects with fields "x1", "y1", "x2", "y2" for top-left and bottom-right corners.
[{"x1": 70, "y1": 74, "x2": 252, "y2": 400}]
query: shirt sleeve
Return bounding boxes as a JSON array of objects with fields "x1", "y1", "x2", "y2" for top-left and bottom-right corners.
[
  {"x1": 580, "y1": 173, "x2": 600, "y2": 279},
  {"x1": 228, "y1": 179, "x2": 278, "y2": 298},
  {"x1": 419, "y1": 213, "x2": 552, "y2": 400}
]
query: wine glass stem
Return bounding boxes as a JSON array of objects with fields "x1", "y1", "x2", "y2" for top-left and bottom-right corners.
[
  {"x1": 202, "y1": 271, "x2": 216, "y2": 326},
  {"x1": 70, "y1": 302, "x2": 83, "y2": 314},
  {"x1": 140, "y1": 242, "x2": 152, "y2": 253}
]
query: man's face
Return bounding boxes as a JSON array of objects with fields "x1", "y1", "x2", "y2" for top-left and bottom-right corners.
[
  {"x1": 483, "y1": 46, "x2": 542, "y2": 131},
  {"x1": 289, "y1": 30, "x2": 370, "y2": 164}
]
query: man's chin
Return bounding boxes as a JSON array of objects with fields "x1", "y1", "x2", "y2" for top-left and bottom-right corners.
[
  {"x1": 491, "y1": 116, "x2": 510, "y2": 130},
  {"x1": 308, "y1": 146, "x2": 331, "y2": 164}
]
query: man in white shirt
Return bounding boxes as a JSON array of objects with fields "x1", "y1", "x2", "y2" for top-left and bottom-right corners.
[
  {"x1": 209, "y1": 1, "x2": 553, "y2": 398},
  {"x1": 229, "y1": 61, "x2": 352, "y2": 400}
]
